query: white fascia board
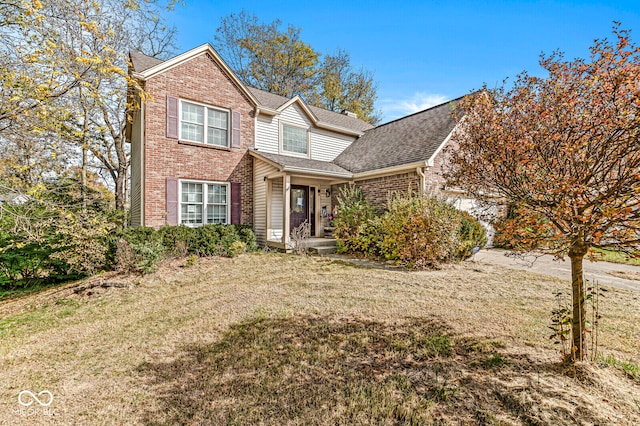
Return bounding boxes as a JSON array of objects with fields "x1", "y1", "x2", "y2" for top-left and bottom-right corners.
[
  {"x1": 315, "y1": 122, "x2": 364, "y2": 137},
  {"x1": 278, "y1": 97, "x2": 364, "y2": 137},
  {"x1": 277, "y1": 96, "x2": 319, "y2": 122},
  {"x1": 283, "y1": 166, "x2": 353, "y2": 179},
  {"x1": 426, "y1": 125, "x2": 458, "y2": 167},
  {"x1": 352, "y1": 161, "x2": 428, "y2": 180}
]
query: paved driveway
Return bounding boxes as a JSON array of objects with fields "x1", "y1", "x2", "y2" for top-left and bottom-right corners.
[{"x1": 474, "y1": 249, "x2": 640, "y2": 292}]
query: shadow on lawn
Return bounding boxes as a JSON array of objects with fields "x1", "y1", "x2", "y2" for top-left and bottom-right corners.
[{"x1": 137, "y1": 315, "x2": 607, "y2": 425}]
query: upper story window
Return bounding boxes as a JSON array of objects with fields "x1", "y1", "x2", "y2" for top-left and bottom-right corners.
[
  {"x1": 180, "y1": 100, "x2": 229, "y2": 147},
  {"x1": 281, "y1": 124, "x2": 309, "y2": 156},
  {"x1": 180, "y1": 180, "x2": 229, "y2": 226}
]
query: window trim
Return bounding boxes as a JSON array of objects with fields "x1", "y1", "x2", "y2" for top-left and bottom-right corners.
[
  {"x1": 179, "y1": 99, "x2": 230, "y2": 147},
  {"x1": 279, "y1": 121, "x2": 310, "y2": 158},
  {"x1": 178, "y1": 179, "x2": 231, "y2": 227}
]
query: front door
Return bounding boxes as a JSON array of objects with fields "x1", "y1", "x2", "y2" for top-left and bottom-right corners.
[{"x1": 290, "y1": 185, "x2": 315, "y2": 236}]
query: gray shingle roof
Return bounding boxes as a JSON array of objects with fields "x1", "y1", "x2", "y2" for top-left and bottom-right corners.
[
  {"x1": 129, "y1": 51, "x2": 163, "y2": 73},
  {"x1": 332, "y1": 97, "x2": 464, "y2": 173},
  {"x1": 128, "y1": 50, "x2": 372, "y2": 134},
  {"x1": 247, "y1": 87, "x2": 373, "y2": 133},
  {"x1": 251, "y1": 150, "x2": 352, "y2": 176}
]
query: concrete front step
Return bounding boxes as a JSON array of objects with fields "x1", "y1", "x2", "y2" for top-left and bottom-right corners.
[
  {"x1": 306, "y1": 237, "x2": 336, "y2": 255},
  {"x1": 311, "y1": 245, "x2": 337, "y2": 255}
]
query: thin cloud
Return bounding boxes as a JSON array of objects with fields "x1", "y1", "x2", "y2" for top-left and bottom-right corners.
[{"x1": 380, "y1": 93, "x2": 449, "y2": 122}]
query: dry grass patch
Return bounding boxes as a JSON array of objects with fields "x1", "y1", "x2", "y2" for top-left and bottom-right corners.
[{"x1": 0, "y1": 253, "x2": 639, "y2": 425}]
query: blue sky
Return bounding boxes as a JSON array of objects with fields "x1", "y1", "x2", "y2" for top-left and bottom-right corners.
[{"x1": 166, "y1": 1, "x2": 640, "y2": 122}]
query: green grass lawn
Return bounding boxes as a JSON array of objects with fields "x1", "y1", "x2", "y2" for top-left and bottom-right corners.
[{"x1": 591, "y1": 248, "x2": 640, "y2": 266}]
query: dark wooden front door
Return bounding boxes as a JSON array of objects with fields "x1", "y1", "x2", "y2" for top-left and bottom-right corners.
[{"x1": 290, "y1": 185, "x2": 309, "y2": 233}]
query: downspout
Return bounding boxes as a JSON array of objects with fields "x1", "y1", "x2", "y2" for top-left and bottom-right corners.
[{"x1": 415, "y1": 166, "x2": 426, "y2": 196}]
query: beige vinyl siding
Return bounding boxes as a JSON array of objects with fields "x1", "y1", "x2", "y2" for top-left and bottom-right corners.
[
  {"x1": 255, "y1": 115, "x2": 279, "y2": 154},
  {"x1": 270, "y1": 178, "x2": 284, "y2": 241},
  {"x1": 130, "y1": 101, "x2": 143, "y2": 226},
  {"x1": 253, "y1": 158, "x2": 278, "y2": 245},
  {"x1": 310, "y1": 128, "x2": 355, "y2": 162},
  {"x1": 255, "y1": 103, "x2": 357, "y2": 161}
]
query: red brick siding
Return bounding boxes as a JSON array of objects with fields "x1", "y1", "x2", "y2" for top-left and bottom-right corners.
[
  {"x1": 424, "y1": 143, "x2": 451, "y2": 194},
  {"x1": 332, "y1": 171, "x2": 421, "y2": 211},
  {"x1": 142, "y1": 53, "x2": 255, "y2": 228}
]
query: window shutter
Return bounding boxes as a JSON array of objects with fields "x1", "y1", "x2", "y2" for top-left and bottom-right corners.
[
  {"x1": 231, "y1": 110, "x2": 241, "y2": 148},
  {"x1": 166, "y1": 96, "x2": 179, "y2": 139},
  {"x1": 230, "y1": 182, "x2": 241, "y2": 224},
  {"x1": 166, "y1": 178, "x2": 179, "y2": 225}
]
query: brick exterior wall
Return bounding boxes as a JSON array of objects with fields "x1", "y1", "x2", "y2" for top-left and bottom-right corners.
[
  {"x1": 424, "y1": 143, "x2": 451, "y2": 194},
  {"x1": 142, "y1": 52, "x2": 255, "y2": 228},
  {"x1": 331, "y1": 171, "x2": 421, "y2": 211},
  {"x1": 329, "y1": 148, "x2": 451, "y2": 211}
]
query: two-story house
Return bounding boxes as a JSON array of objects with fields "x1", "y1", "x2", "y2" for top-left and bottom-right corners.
[{"x1": 128, "y1": 44, "x2": 485, "y2": 249}]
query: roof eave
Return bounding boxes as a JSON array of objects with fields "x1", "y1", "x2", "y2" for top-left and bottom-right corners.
[
  {"x1": 316, "y1": 122, "x2": 364, "y2": 137},
  {"x1": 352, "y1": 161, "x2": 428, "y2": 180},
  {"x1": 283, "y1": 166, "x2": 353, "y2": 179}
]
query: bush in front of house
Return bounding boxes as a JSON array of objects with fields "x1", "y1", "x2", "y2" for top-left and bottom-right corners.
[
  {"x1": 107, "y1": 224, "x2": 259, "y2": 274},
  {"x1": 333, "y1": 187, "x2": 487, "y2": 268},
  {"x1": 456, "y1": 211, "x2": 488, "y2": 260},
  {"x1": 332, "y1": 186, "x2": 379, "y2": 256}
]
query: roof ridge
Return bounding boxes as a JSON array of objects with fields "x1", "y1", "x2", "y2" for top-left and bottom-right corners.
[{"x1": 371, "y1": 94, "x2": 467, "y2": 130}]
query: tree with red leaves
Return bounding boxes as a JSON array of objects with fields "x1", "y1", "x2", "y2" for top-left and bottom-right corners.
[{"x1": 446, "y1": 24, "x2": 640, "y2": 360}]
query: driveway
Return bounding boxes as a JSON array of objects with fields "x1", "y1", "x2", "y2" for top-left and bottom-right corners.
[{"x1": 474, "y1": 249, "x2": 640, "y2": 292}]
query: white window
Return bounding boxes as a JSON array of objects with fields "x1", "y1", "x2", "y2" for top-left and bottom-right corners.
[
  {"x1": 281, "y1": 124, "x2": 309, "y2": 156},
  {"x1": 180, "y1": 100, "x2": 229, "y2": 147},
  {"x1": 180, "y1": 181, "x2": 229, "y2": 226}
]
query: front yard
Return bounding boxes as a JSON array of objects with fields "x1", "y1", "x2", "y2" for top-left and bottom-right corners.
[{"x1": 1, "y1": 253, "x2": 639, "y2": 424}]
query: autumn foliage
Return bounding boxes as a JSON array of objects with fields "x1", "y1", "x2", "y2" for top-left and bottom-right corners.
[{"x1": 446, "y1": 24, "x2": 640, "y2": 360}]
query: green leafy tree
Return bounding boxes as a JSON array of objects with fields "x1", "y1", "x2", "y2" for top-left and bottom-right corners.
[
  {"x1": 214, "y1": 11, "x2": 379, "y2": 124},
  {"x1": 309, "y1": 49, "x2": 380, "y2": 124},
  {"x1": 445, "y1": 24, "x2": 640, "y2": 360}
]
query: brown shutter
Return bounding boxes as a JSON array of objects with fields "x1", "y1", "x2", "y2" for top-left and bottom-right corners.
[
  {"x1": 166, "y1": 178, "x2": 179, "y2": 225},
  {"x1": 166, "y1": 96, "x2": 179, "y2": 139},
  {"x1": 231, "y1": 110, "x2": 241, "y2": 148},
  {"x1": 230, "y1": 182, "x2": 241, "y2": 224}
]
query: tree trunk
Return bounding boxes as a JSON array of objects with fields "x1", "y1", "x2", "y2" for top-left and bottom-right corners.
[{"x1": 568, "y1": 240, "x2": 588, "y2": 360}]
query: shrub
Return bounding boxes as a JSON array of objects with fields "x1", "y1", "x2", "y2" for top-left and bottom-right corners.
[
  {"x1": 456, "y1": 211, "x2": 487, "y2": 260},
  {"x1": 333, "y1": 190, "x2": 487, "y2": 269},
  {"x1": 229, "y1": 241, "x2": 247, "y2": 256},
  {"x1": 114, "y1": 238, "x2": 164, "y2": 274},
  {"x1": 333, "y1": 186, "x2": 379, "y2": 255},
  {"x1": 377, "y1": 194, "x2": 461, "y2": 268},
  {"x1": 158, "y1": 225, "x2": 193, "y2": 257},
  {"x1": 188, "y1": 224, "x2": 258, "y2": 257},
  {"x1": 236, "y1": 225, "x2": 259, "y2": 252},
  {"x1": 107, "y1": 226, "x2": 163, "y2": 268}
]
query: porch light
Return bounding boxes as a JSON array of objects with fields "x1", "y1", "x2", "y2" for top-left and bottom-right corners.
[{"x1": 325, "y1": 189, "x2": 331, "y2": 197}]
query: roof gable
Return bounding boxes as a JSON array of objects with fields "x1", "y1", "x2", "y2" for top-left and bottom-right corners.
[
  {"x1": 247, "y1": 87, "x2": 373, "y2": 135},
  {"x1": 129, "y1": 44, "x2": 259, "y2": 108},
  {"x1": 333, "y1": 96, "x2": 464, "y2": 173}
]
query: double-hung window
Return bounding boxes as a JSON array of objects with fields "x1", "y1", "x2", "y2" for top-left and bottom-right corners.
[
  {"x1": 180, "y1": 100, "x2": 229, "y2": 147},
  {"x1": 180, "y1": 181, "x2": 229, "y2": 226},
  {"x1": 281, "y1": 124, "x2": 309, "y2": 156}
]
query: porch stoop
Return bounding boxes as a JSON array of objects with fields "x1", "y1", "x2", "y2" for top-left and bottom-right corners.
[{"x1": 306, "y1": 237, "x2": 337, "y2": 255}]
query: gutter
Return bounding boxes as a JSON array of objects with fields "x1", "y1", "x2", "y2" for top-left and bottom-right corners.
[{"x1": 352, "y1": 161, "x2": 428, "y2": 180}]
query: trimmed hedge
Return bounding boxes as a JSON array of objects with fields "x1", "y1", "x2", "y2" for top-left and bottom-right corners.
[{"x1": 107, "y1": 224, "x2": 259, "y2": 274}]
